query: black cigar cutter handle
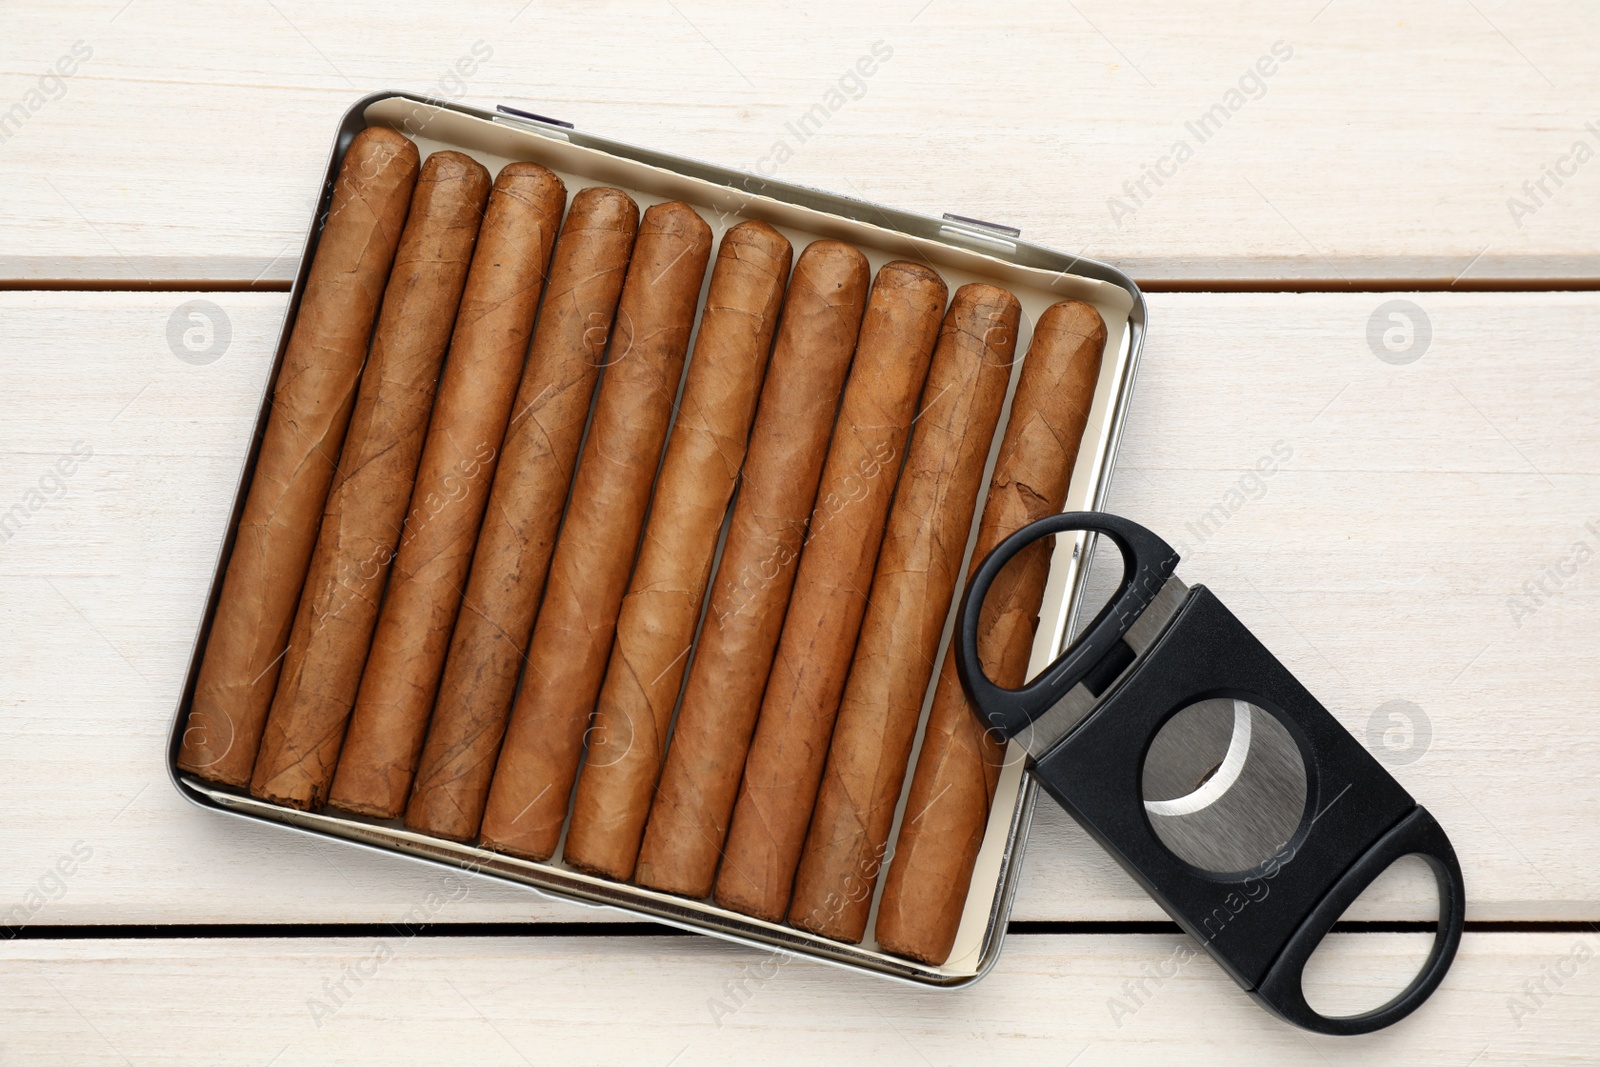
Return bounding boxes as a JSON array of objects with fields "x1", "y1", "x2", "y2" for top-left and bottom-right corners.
[{"x1": 956, "y1": 512, "x2": 1465, "y2": 1036}]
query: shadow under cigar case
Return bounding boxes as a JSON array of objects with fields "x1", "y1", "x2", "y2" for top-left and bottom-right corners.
[{"x1": 955, "y1": 511, "x2": 1466, "y2": 1035}]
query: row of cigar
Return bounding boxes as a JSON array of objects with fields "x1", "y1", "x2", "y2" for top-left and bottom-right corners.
[{"x1": 178, "y1": 126, "x2": 1107, "y2": 966}]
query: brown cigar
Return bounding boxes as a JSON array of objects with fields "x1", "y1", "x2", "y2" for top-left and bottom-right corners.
[
  {"x1": 788, "y1": 284, "x2": 1019, "y2": 939},
  {"x1": 403, "y1": 187, "x2": 640, "y2": 841},
  {"x1": 178, "y1": 128, "x2": 419, "y2": 787},
  {"x1": 562, "y1": 221, "x2": 794, "y2": 880},
  {"x1": 478, "y1": 201, "x2": 713, "y2": 859},
  {"x1": 633, "y1": 240, "x2": 871, "y2": 898},
  {"x1": 248, "y1": 152, "x2": 492, "y2": 810},
  {"x1": 714, "y1": 261, "x2": 948, "y2": 923},
  {"x1": 327, "y1": 163, "x2": 568, "y2": 819},
  {"x1": 874, "y1": 298, "x2": 1107, "y2": 964}
]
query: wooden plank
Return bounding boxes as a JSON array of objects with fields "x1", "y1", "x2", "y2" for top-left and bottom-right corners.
[
  {"x1": 1019, "y1": 288, "x2": 1600, "y2": 921},
  {"x1": 1, "y1": 290, "x2": 1594, "y2": 927},
  {"x1": 2, "y1": 2, "x2": 1599, "y2": 283},
  {"x1": 0, "y1": 933, "x2": 1593, "y2": 1063}
]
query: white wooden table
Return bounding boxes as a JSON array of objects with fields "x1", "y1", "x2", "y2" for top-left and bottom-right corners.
[{"x1": 3, "y1": 3, "x2": 1596, "y2": 1063}]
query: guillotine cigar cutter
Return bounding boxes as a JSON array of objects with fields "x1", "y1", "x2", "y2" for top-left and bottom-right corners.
[{"x1": 956, "y1": 511, "x2": 1465, "y2": 1035}]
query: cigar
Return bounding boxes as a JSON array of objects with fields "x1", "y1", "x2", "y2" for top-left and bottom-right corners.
[
  {"x1": 562, "y1": 221, "x2": 794, "y2": 880},
  {"x1": 178, "y1": 127, "x2": 419, "y2": 787},
  {"x1": 478, "y1": 201, "x2": 713, "y2": 860},
  {"x1": 248, "y1": 151, "x2": 492, "y2": 810},
  {"x1": 632, "y1": 240, "x2": 871, "y2": 898},
  {"x1": 788, "y1": 284, "x2": 1019, "y2": 940},
  {"x1": 327, "y1": 163, "x2": 568, "y2": 818},
  {"x1": 874, "y1": 298, "x2": 1108, "y2": 964},
  {"x1": 403, "y1": 187, "x2": 640, "y2": 841},
  {"x1": 713, "y1": 261, "x2": 949, "y2": 923}
]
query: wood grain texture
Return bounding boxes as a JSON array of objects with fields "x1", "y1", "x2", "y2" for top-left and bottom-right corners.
[
  {"x1": 3, "y1": 9, "x2": 1596, "y2": 1059},
  {"x1": 0, "y1": 290, "x2": 1596, "y2": 926},
  {"x1": 0, "y1": 933, "x2": 1594, "y2": 1064},
  {"x1": 3, "y1": 2, "x2": 1600, "y2": 283}
]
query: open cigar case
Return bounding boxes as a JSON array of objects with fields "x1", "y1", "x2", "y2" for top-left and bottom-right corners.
[{"x1": 165, "y1": 91, "x2": 1148, "y2": 989}]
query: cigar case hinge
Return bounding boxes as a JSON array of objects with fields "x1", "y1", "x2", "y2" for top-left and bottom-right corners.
[
  {"x1": 939, "y1": 213, "x2": 1022, "y2": 253},
  {"x1": 494, "y1": 105, "x2": 576, "y2": 139}
]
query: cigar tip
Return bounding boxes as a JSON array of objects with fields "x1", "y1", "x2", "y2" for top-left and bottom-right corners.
[
  {"x1": 405, "y1": 820, "x2": 475, "y2": 844},
  {"x1": 573, "y1": 185, "x2": 637, "y2": 208},
  {"x1": 565, "y1": 854, "x2": 632, "y2": 883},
  {"x1": 952, "y1": 281, "x2": 1021, "y2": 314},
  {"x1": 495, "y1": 159, "x2": 567, "y2": 197},
  {"x1": 724, "y1": 218, "x2": 793, "y2": 257},
  {"x1": 477, "y1": 834, "x2": 555, "y2": 864},
  {"x1": 1036, "y1": 298, "x2": 1109, "y2": 345},
  {"x1": 873, "y1": 260, "x2": 950, "y2": 309},
  {"x1": 250, "y1": 784, "x2": 317, "y2": 812},
  {"x1": 325, "y1": 794, "x2": 401, "y2": 820},
  {"x1": 343, "y1": 127, "x2": 421, "y2": 187},
  {"x1": 711, "y1": 886, "x2": 785, "y2": 925},
  {"x1": 873, "y1": 932, "x2": 946, "y2": 965},
  {"x1": 790, "y1": 911, "x2": 862, "y2": 944},
  {"x1": 401, "y1": 798, "x2": 477, "y2": 842},
  {"x1": 633, "y1": 862, "x2": 711, "y2": 900},
  {"x1": 642, "y1": 200, "x2": 712, "y2": 243},
  {"x1": 572, "y1": 186, "x2": 642, "y2": 231},
  {"x1": 800, "y1": 238, "x2": 869, "y2": 266},
  {"x1": 353, "y1": 125, "x2": 417, "y2": 158},
  {"x1": 879, "y1": 259, "x2": 946, "y2": 286},
  {"x1": 796, "y1": 240, "x2": 871, "y2": 291},
  {"x1": 178, "y1": 761, "x2": 249, "y2": 789},
  {"x1": 421, "y1": 149, "x2": 491, "y2": 187}
]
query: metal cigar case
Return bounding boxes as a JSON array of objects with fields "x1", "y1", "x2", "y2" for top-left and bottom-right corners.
[
  {"x1": 955, "y1": 511, "x2": 1466, "y2": 1034},
  {"x1": 166, "y1": 91, "x2": 1150, "y2": 989}
]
